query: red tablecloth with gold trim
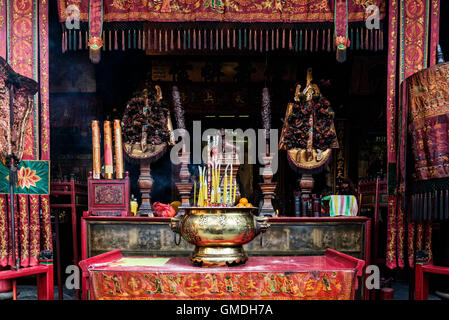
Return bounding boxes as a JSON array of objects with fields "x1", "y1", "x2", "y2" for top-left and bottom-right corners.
[{"x1": 79, "y1": 249, "x2": 364, "y2": 300}]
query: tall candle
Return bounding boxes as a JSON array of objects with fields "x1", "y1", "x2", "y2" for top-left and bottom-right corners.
[
  {"x1": 229, "y1": 165, "x2": 233, "y2": 206},
  {"x1": 91, "y1": 120, "x2": 101, "y2": 179},
  {"x1": 113, "y1": 120, "x2": 124, "y2": 179},
  {"x1": 104, "y1": 121, "x2": 114, "y2": 179}
]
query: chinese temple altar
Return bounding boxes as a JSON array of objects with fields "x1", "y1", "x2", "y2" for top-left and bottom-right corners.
[{"x1": 0, "y1": 0, "x2": 447, "y2": 304}]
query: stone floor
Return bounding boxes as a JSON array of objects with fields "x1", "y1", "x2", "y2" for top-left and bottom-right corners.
[
  {"x1": 391, "y1": 280, "x2": 441, "y2": 300},
  {"x1": 6, "y1": 280, "x2": 441, "y2": 300}
]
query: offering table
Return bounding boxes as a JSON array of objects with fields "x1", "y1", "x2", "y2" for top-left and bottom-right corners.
[{"x1": 79, "y1": 248, "x2": 364, "y2": 300}]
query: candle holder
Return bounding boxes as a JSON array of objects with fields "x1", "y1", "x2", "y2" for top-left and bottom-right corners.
[
  {"x1": 259, "y1": 154, "x2": 277, "y2": 217},
  {"x1": 175, "y1": 151, "x2": 193, "y2": 215}
]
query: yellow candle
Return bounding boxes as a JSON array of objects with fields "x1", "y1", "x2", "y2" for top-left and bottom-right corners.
[
  {"x1": 91, "y1": 121, "x2": 101, "y2": 179},
  {"x1": 232, "y1": 183, "x2": 236, "y2": 206},
  {"x1": 224, "y1": 174, "x2": 227, "y2": 206},
  {"x1": 204, "y1": 173, "x2": 208, "y2": 205}
]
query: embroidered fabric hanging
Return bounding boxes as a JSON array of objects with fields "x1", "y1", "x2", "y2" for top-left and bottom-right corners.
[
  {"x1": 0, "y1": 57, "x2": 38, "y2": 166},
  {"x1": 334, "y1": 0, "x2": 350, "y2": 63},
  {"x1": 88, "y1": 0, "x2": 103, "y2": 63}
]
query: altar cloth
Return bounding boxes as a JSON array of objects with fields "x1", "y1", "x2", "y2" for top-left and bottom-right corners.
[{"x1": 80, "y1": 249, "x2": 364, "y2": 300}]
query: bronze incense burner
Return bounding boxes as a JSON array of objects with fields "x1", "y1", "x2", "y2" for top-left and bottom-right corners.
[{"x1": 170, "y1": 207, "x2": 269, "y2": 267}]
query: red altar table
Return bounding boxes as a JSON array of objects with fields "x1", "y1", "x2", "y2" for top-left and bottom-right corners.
[
  {"x1": 79, "y1": 249, "x2": 364, "y2": 300},
  {"x1": 415, "y1": 263, "x2": 449, "y2": 300}
]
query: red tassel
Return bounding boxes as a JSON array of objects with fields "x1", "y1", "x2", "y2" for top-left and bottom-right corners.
[
  {"x1": 260, "y1": 30, "x2": 263, "y2": 52},
  {"x1": 211, "y1": 29, "x2": 213, "y2": 50},
  {"x1": 233, "y1": 29, "x2": 236, "y2": 48},
  {"x1": 85, "y1": 31, "x2": 88, "y2": 49},
  {"x1": 79, "y1": 31, "x2": 82, "y2": 50},
  {"x1": 254, "y1": 29, "x2": 257, "y2": 51},
  {"x1": 311, "y1": 29, "x2": 314, "y2": 52},
  {"x1": 198, "y1": 29, "x2": 202, "y2": 50},
  {"x1": 114, "y1": 30, "x2": 118, "y2": 50},
  {"x1": 62, "y1": 31, "x2": 65, "y2": 53},
  {"x1": 315, "y1": 29, "x2": 318, "y2": 51},
  {"x1": 221, "y1": 29, "x2": 223, "y2": 49},
  {"x1": 249, "y1": 29, "x2": 252, "y2": 50},
  {"x1": 271, "y1": 29, "x2": 274, "y2": 50},
  {"x1": 193, "y1": 29, "x2": 196, "y2": 49},
  {"x1": 289, "y1": 29, "x2": 292, "y2": 50},
  {"x1": 227, "y1": 29, "x2": 230, "y2": 48},
  {"x1": 380, "y1": 29, "x2": 383, "y2": 50},
  {"x1": 310, "y1": 29, "x2": 313, "y2": 52},
  {"x1": 177, "y1": 30, "x2": 181, "y2": 49},
  {"x1": 327, "y1": 29, "x2": 330, "y2": 52},
  {"x1": 164, "y1": 30, "x2": 168, "y2": 51},
  {"x1": 159, "y1": 30, "x2": 162, "y2": 52},
  {"x1": 204, "y1": 29, "x2": 207, "y2": 49},
  {"x1": 217, "y1": 29, "x2": 220, "y2": 50},
  {"x1": 282, "y1": 29, "x2": 285, "y2": 49}
]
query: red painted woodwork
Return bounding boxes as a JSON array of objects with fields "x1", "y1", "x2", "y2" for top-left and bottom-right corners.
[
  {"x1": 79, "y1": 249, "x2": 364, "y2": 300},
  {"x1": 0, "y1": 265, "x2": 53, "y2": 300},
  {"x1": 415, "y1": 263, "x2": 449, "y2": 300},
  {"x1": 380, "y1": 288, "x2": 394, "y2": 300},
  {"x1": 87, "y1": 171, "x2": 130, "y2": 217},
  {"x1": 50, "y1": 179, "x2": 88, "y2": 300},
  {"x1": 358, "y1": 177, "x2": 387, "y2": 267}
]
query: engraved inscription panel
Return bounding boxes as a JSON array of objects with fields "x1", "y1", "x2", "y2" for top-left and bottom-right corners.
[{"x1": 94, "y1": 185, "x2": 124, "y2": 205}]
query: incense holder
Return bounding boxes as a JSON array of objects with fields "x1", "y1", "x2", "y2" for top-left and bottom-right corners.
[{"x1": 170, "y1": 207, "x2": 269, "y2": 267}]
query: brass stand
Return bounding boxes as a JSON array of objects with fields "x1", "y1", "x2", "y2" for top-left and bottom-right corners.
[
  {"x1": 259, "y1": 155, "x2": 277, "y2": 217},
  {"x1": 175, "y1": 152, "x2": 193, "y2": 215},
  {"x1": 138, "y1": 158, "x2": 154, "y2": 216}
]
